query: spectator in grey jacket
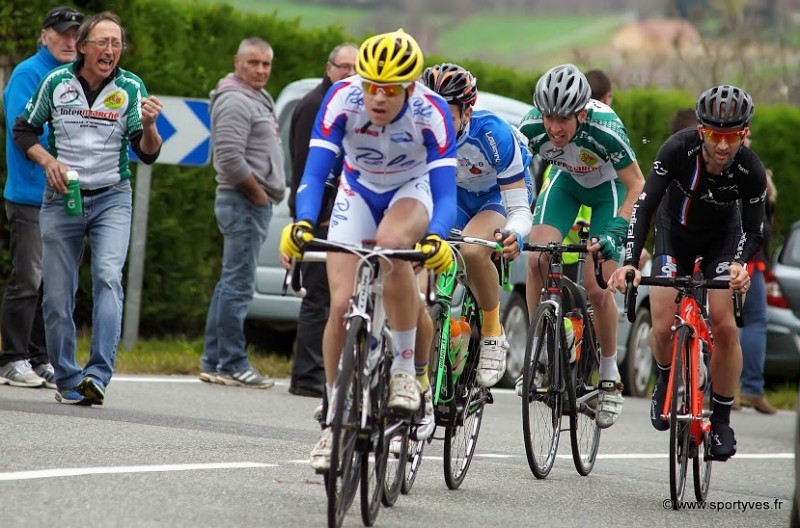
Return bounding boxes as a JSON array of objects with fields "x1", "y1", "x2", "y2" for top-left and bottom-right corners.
[{"x1": 201, "y1": 37, "x2": 286, "y2": 388}]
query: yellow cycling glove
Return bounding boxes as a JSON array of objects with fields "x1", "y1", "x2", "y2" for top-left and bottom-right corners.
[
  {"x1": 415, "y1": 234, "x2": 453, "y2": 274},
  {"x1": 279, "y1": 220, "x2": 314, "y2": 259}
]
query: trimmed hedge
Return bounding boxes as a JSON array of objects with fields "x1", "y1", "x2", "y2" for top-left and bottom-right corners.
[{"x1": 1, "y1": 0, "x2": 798, "y2": 336}]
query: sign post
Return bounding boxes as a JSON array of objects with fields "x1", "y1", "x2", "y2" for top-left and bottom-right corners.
[{"x1": 122, "y1": 96, "x2": 211, "y2": 350}]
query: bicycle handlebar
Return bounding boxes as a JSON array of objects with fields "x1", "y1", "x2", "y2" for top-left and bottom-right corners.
[
  {"x1": 521, "y1": 238, "x2": 607, "y2": 290},
  {"x1": 451, "y1": 230, "x2": 513, "y2": 293},
  {"x1": 624, "y1": 269, "x2": 745, "y2": 327}
]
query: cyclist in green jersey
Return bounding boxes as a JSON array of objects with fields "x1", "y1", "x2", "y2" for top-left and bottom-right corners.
[{"x1": 519, "y1": 64, "x2": 645, "y2": 429}]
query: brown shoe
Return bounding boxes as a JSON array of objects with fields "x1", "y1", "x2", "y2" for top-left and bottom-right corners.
[
  {"x1": 740, "y1": 394, "x2": 778, "y2": 415},
  {"x1": 731, "y1": 390, "x2": 742, "y2": 411}
]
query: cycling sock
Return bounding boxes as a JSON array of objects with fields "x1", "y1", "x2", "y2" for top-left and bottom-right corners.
[
  {"x1": 710, "y1": 392, "x2": 734, "y2": 424},
  {"x1": 325, "y1": 384, "x2": 335, "y2": 425},
  {"x1": 415, "y1": 362, "x2": 429, "y2": 392},
  {"x1": 391, "y1": 328, "x2": 416, "y2": 375},
  {"x1": 481, "y1": 303, "x2": 501, "y2": 336},
  {"x1": 599, "y1": 354, "x2": 619, "y2": 381}
]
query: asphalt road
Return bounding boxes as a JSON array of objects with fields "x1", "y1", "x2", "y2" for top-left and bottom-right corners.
[{"x1": 0, "y1": 376, "x2": 795, "y2": 528}]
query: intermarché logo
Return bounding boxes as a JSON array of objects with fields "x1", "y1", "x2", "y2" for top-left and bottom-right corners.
[{"x1": 662, "y1": 498, "x2": 785, "y2": 511}]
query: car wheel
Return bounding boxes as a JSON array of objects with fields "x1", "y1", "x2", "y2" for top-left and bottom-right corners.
[
  {"x1": 500, "y1": 291, "x2": 528, "y2": 388},
  {"x1": 622, "y1": 305, "x2": 654, "y2": 397}
]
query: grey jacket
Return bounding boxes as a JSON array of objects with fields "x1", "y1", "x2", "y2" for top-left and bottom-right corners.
[{"x1": 209, "y1": 73, "x2": 286, "y2": 202}]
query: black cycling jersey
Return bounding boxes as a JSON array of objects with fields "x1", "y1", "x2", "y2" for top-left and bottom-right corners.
[{"x1": 624, "y1": 128, "x2": 766, "y2": 270}]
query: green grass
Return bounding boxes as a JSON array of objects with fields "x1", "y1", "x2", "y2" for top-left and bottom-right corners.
[{"x1": 75, "y1": 336, "x2": 294, "y2": 379}]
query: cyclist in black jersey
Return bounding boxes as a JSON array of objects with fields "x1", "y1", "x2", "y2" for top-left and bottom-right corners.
[{"x1": 608, "y1": 85, "x2": 767, "y2": 460}]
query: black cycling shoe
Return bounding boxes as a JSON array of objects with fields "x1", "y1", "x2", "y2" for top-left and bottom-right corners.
[
  {"x1": 650, "y1": 377, "x2": 669, "y2": 431},
  {"x1": 708, "y1": 421, "x2": 737, "y2": 461}
]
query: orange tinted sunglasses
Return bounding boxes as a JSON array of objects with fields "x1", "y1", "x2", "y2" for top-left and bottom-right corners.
[
  {"x1": 701, "y1": 127, "x2": 748, "y2": 144},
  {"x1": 362, "y1": 80, "x2": 411, "y2": 97}
]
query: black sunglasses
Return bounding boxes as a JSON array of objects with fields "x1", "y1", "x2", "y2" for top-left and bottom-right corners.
[{"x1": 47, "y1": 9, "x2": 84, "y2": 26}]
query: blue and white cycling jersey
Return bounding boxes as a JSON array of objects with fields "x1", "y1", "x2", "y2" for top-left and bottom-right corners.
[
  {"x1": 455, "y1": 107, "x2": 532, "y2": 194},
  {"x1": 295, "y1": 77, "x2": 458, "y2": 238}
]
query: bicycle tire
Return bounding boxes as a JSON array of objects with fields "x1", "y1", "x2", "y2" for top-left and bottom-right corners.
[
  {"x1": 360, "y1": 333, "x2": 390, "y2": 526},
  {"x1": 693, "y1": 427, "x2": 712, "y2": 501},
  {"x1": 669, "y1": 326, "x2": 691, "y2": 509},
  {"x1": 443, "y1": 293, "x2": 486, "y2": 490},
  {"x1": 401, "y1": 437, "x2": 424, "y2": 494},
  {"x1": 381, "y1": 424, "x2": 407, "y2": 506},
  {"x1": 569, "y1": 302, "x2": 601, "y2": 476},
  {"x1": 327, "y1": 317, "x2": 365, "y2": 528},
  {"x1": 521, "y1": 302, "x2": 563, "y2": 479}
]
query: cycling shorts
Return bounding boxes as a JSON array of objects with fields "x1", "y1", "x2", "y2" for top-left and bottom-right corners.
[
  {"x1": 651, "y1": 204, "x2": 741, "y2": 279},
  {"x1": 327, "y1": 174, "x2": 433, "y2": 245},
  {"x1": 455, "y1": 186, "x2": 504, "y2": 229},
  {"x1": 532, "y1": 168, "x2": 626, "y2": 239}
]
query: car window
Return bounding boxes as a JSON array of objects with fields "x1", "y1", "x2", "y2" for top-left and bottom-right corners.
[
  {"x1": 780, "y1": 224, "x2": 800, "y2": 267},
  {"x1": 278, "y1": 99, "x2": 300, "y2": 186}
]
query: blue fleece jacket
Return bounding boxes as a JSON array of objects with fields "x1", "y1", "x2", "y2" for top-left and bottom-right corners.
[{"x1": 3, "y1": 46, "x2": 64, "y2": 206}]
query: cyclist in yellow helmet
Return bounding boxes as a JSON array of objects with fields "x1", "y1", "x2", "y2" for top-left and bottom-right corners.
[{"x1": 280, "y1": 29, "x2": 459, "y2": 471}]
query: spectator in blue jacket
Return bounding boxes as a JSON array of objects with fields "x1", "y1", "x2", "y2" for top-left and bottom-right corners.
[{"x1": 0, "y1": 6, "x2": 83, "y2": 390}]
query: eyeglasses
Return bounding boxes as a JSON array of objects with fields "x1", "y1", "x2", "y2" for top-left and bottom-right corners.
[
  {"x1": 328, "y1": 60, "x2": 355, "y2": 72},
  {"x1": 362, "y1": 80, "x2": 412, "y2": 97},
  {"x1": 85, "y1": 39, "x2": 125, "y2": 50},
  {"x1": 701, "y1": 127, "x2": 747, "y2": 144}
]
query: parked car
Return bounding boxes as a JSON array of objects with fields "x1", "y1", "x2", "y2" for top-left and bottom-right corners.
[
  {"x1": 765, "y1": 220, "x2": 800, "y2": 380},
  {"x1": 248, "y1": 78, "x2": 654, "y2": 395}
]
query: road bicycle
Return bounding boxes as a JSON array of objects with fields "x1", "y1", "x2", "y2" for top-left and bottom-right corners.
[
  {"x1": 289, "y1": 238, "x2": 434, "y2": 528},
  {"x1": 405, "y1": 230, "x2": 511, "y2": 491},
  {"x1": 519, "y1": 222, "x2": 605, "y2": 479},
  {"x1": 623, "y1": 270, "x2": 743, "y2": 507}
]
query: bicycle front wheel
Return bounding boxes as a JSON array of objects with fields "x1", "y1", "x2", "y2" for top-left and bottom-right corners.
[
  {"x1": 327, "y1": 317, "x2": 365, "y2": 528},
  {"x1": 693, "y1": 427, "x2": 712, "y2": 501},
  {"x1": 360, "y1": 337, "x2": 390, "y2": 526},
  {"x1": 522, "y1": 302, "x2": 563, "y2": 479},
  {"x1": 569, "y1": 307, "x2": 601, "y2": 476},
  {"x1": 669, "y1": 326, "x2": 691, "y2": 508},
  {"x1": 443, "y1": 295, "x2": 487, "y2": 490}
]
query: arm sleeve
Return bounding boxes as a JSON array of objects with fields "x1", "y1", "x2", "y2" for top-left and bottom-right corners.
[
  {"x1": 501, "y1": 186, "x2": 533, "y2": 238},
  {"x1": 423, "y1": 104, "x2": 458, "y2": 239},
  {"x1": 734, "y1": 163, "x2": 768, "y2": 265},
  {"x1": 130, "y1": 130, "x2": 160, "y2": 165},
  {"x1": 12, "y1": 116, "x2": 43, "y2": 154},
  {"x1": 623, "y1": 148, "x2": 674, "y2": 268},
  {"x1": 211, "y1": 92, "x2": 255, "y2": 186}
]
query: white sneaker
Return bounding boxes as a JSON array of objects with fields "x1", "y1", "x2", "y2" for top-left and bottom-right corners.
[
  {"x1": 0, "y1": 360, "x2": 46, "y2": 388},
  {"x1": 312, "y1": 402, "x2": 324, "y2": 422},
  {"x1": 475, "y1": 331, "x2": 509, "y2": 388},
  {"x1": 310, "y1": 427, "x2": 333, "y2": 471},
  {"x1": 388, "y1": 370, "x2": 420, "y2": 412},
  {"x1": 411, "y1": 385, "x2": 434, "y2": 441},
  {"x1": 597, "y1": 380, "x2": 624, "y2": 429}
]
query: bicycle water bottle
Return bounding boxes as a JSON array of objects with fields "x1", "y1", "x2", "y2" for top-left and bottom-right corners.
[
  {"x1": 451, "y1": 317, "x2": 471, "y2": 376},
  {"x1": 563, "y1": 313, "x2": 583, "y2": 363},
  {"x1": 698, "y1": 339, "x2": 709, "y2": 391},
  {"x1": 64, "y1": 169, "x2": 82, "y2": 216}
]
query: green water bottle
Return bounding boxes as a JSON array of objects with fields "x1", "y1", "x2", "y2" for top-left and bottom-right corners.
[{"x1": 64, "y1": 169, "x2": 82, "y2": 216}]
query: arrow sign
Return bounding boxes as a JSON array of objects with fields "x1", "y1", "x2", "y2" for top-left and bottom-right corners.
[{"x1": 129, "y1": 96, "x2": 210, "y2": 167}]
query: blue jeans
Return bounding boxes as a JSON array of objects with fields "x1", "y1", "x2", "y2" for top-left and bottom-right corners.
[
  {"x1": 39, "y1": 181, "x2": 132, "y2": 391},
  {"x1": 739, "y1": 269, "x2": 767, "y2": 396},
  {"x1": 202, "y1": 191, "x2": 271, "y2": 374},
  {"x1": 0, "y1": 202, "x2": 48, "y2": 367}
]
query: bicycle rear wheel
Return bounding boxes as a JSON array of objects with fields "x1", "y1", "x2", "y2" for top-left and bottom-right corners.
[
  {"x1": 381, "y1": 424, "x2": 407, "y2": 506},
  {"x1": 327, "y1": 318, "x2": 365, "y2": 528},
  {"x1": 401, "y1": 438, "x2": 424, "y2": 494},
  {"x1": 669, "y1": 326, "x2": 691, "y2": 508},
  {"x1": 360, "y1": 339, "x2": 390, "y2": 526},
  {"x1": 522, "y1": 302, "x2": 563, "y2": 479},
  {"x1": 569, "y1": 306, "x2": 601, "y2": 476},
  {"x1": 443, "y1": 295, "x2": 487, "y2": 490},
  {"x1": 693, "y1": 427, "x2": 712, "y2": 501}
]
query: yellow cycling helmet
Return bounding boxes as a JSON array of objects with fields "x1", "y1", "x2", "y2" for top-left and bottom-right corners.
[{"x1": 356, "y1": 28, "x2": 424, "y2": 83}]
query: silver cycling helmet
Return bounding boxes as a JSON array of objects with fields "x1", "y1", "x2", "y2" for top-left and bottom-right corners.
[
  {"x1": 695, "y1": 85, "x2": 755, "y2": 130},
  {"x1": 533, "y1": 63, "x2": 591, "y2": 117}
]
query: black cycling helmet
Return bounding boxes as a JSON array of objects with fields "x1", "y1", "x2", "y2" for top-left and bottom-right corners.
[
  {"x1": 421, "y1": 63, "x2": 478, "y2": 109},
  {"x1": 695, "y1": 85, "x2": 754, "y2": 130},
  {"x1": 533, "y1": 63, "x2": 591, "y2": 117}
]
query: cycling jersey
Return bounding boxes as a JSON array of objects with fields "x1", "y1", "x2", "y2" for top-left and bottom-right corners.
[
  {"x1": 624, "y1": 128, "x2": 767, "y2": 269},
  {"x1": 455, "y1": 108, "x2": 531, "y2": 193},
  {"x1": 17, "y1": 62, "x2": 149, "y2": 189},
  {"x1": 295, "y1": 77, "x2": 457, "y2": 238},
  {"x1": 519, "y1": 100, "x2": 637, "y2": 188}
]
